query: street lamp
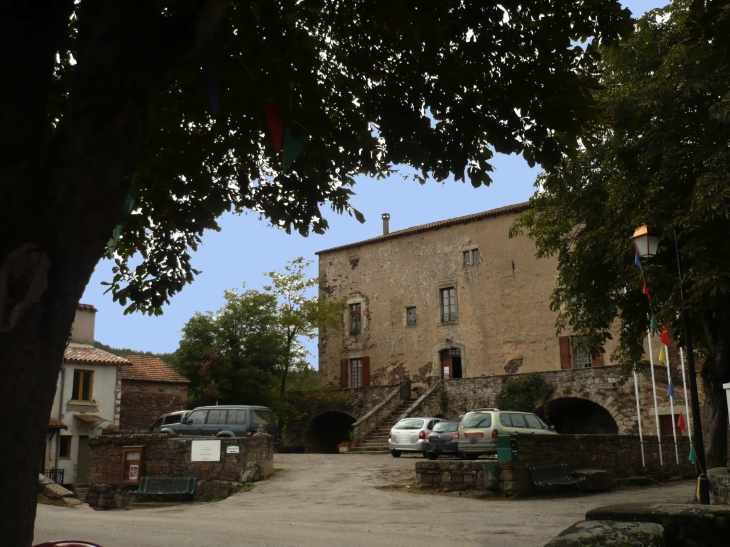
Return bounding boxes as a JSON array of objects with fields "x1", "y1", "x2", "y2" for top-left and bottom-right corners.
[{"x1": 631, "y1": 226, "x2": 710, "y2": 504}]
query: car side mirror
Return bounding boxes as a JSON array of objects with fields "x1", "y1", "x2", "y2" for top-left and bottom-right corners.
[{"x1": 550, "y1": 425, "x2": 556, "y2": 431}]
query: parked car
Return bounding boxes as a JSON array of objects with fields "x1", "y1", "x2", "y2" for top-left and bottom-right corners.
[
  {"x1": 149, "y1": 410, "x2": 191, "y2": 432},
  {"x1": 160, "y1": 405, "x2": 280, "y2": 445},
  {"x1": 388, "y1": 417, "x2": 443, "y2": 457},
  {"x1": 457, "y1": 408, "x2": 556, "y2": 459},
  {"x1": 424, "y1": 420, "x2": 460, "y2": 460}
]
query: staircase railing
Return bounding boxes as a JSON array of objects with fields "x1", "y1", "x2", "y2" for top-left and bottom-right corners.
[{"x1": 352, "y1": 380, "x2": 410, "y2": 438}]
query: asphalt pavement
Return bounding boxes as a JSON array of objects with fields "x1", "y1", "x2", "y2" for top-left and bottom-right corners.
[{"x1": 33, "y1": 453, "x2": 697, "y2": 547}]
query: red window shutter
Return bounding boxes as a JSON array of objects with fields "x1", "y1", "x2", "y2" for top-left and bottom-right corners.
[
  {"x1": 362, "y1": 357, "x2": 370, "y2": 387},
  {"x1": 341, "y1": 359, "x2": 348, "y2": 388},
  {"x1": 592, "y1": 347, "x2": 604, "y2": 367},
  {"x1": 559, "y1": 336, "x2": 571, "y2": 369}
]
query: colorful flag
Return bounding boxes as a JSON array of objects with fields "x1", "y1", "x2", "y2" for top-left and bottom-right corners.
[
  {"x1": 689, "y1": 444, "x2": 698, "y2": 464},
  {"x1": 263, "y1": 106, "x2": 284, "y2": 152},
  {"x1": 642, "y1": 282, "x2": 652, "y2": 300},
  {"x1": 634, "y1": 252, "x2": 643, "y2": 269},
  {"x1": 650, "y1": 315, "x2": 659, "y2": 332},
  {"x1": 660, "y1": 326, "x2": 671, "y2": 347},
  {"x1": 200, "y1": 68, "x2": 220, "y2": 116},
  {"x1": 659, "y1": 345, "x2": 668, "y2": 366},
  {"x1": 282, "y1": 128, "x2": 308, "y2": 172},
  {"x1": 677, "y1": 413, "x2": 687, "y2": 432},
  {"x1": 667, "y1": 378, "x2": 675, "y2": 397}
]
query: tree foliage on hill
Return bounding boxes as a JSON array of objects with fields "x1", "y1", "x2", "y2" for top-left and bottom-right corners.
[
  {"x1": 0, "y1": 1, "x2": 632, "y2": 544},
  {"x1": 513, "y1": 0, "x2": 730, "y2": 468}
]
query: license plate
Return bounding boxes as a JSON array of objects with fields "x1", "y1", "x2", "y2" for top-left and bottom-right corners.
[{"x1": 464, "y1": 432, "x2": 484, "y2": 439}]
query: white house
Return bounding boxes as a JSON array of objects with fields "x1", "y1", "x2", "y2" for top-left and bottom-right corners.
[{"x1": 45, "y1": 304, "x2": 130, "y2": 487}]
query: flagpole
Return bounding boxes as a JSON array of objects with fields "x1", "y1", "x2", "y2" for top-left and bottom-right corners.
[
  {"x1": 633, "y1": 371, "x2": 646, "y2": 467},
  {"x1": 679, "y1": 348, "x2": 692, "y2": 443},
  {"x1": 647, "y1": 329, "x2": 663, "y2": 465},
  {"x1": 664, "y1": 343, "x2": 679, "y2": 464}
]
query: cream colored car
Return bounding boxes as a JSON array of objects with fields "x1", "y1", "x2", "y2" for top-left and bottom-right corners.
[{"x1": 457, "y1": 408, "x2": 556, "y2": 459}]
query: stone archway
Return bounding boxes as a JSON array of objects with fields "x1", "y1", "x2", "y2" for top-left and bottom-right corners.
[
  {"x1": 304, "y1": 411, "x2": 356, "y2": 453},
  {"x1": 536, "y1": 397, "x2": 619, "y2": 434},
  {"x1": 431, "y1": 340, "x2": 467, "y2": 379}
]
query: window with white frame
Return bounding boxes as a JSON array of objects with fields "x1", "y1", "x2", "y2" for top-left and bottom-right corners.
[
  {"x1": 463, "y1": 248, "x2": 480, "y2": 265},
  {"x1": 440, "y1": 287, "x2": 457, "y2": 322},
  {"x1": 350, "y1": 358, "x2": 363, "y2": 388}
]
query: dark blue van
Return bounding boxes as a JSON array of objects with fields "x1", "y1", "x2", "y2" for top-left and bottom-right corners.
[{"x1": 161, "y1": 405, "x2": 279, "y2": 444}]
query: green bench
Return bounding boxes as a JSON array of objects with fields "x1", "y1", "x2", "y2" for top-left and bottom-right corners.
[
  {"x1": 528, "y1": 463, "x2": 586, "y2": 494},
  {"x1": 130, "y1": 476, "x2": 197, "y2": 496}
]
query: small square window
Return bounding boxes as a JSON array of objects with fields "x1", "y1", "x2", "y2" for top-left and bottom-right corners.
[
  {"x1": 463, "y1": 249, "x2": 480, "y2": 265},
  {"x1": 59, "y1": 436, "x2": 71, "y2": 459},
  {"x1": 473, "y1": 249, "x2": 480, "y2": 263},
  {"x1": 407, "y1": 307, "x2": 417, "y2": 325},
  {"x1": 463, "y1": 251, "x2": 471, "y2": 265}
]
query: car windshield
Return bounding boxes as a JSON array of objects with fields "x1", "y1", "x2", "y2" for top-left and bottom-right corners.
[
  {"x1": 433, "y1": 421, "x2": 459, "y2": 432},
  {"x1": 461, "y1": 414, "x2": 492, "y2": 428},
  {"x1": 253, "y1": 410, "x2": 275, "y2": 425},
  {"x1": 393, "y1": 419, "x2": 425, "y2": 430}
]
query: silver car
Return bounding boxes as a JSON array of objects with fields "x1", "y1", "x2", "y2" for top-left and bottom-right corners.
[{"x1": 388, "y1": 417, "x2": 443, "y2": 457}]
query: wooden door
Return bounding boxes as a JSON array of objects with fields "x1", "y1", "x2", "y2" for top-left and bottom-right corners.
[{"x1": 441, "y1": 356, "x2": 452, "y2": 379}]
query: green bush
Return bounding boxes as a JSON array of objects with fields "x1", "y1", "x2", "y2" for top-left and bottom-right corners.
[{"x1": 497, "y1": 373, "x2": 554, "y2": 415}]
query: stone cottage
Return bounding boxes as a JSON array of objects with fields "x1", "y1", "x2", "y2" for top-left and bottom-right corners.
[{"x1": 118, "y1": 355, "x2": 189, "y2": 432}]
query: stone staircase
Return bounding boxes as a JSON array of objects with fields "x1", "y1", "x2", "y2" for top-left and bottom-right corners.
[
  {"x1": 349, "y1": 397, "x2": 415, "y2": 454},
  {"x1": 73, "y1": 483, "x2": 89, "y2": 501}
]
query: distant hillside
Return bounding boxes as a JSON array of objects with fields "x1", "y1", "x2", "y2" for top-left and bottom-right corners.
[{"x1": 93, "y1": 341, "x2": 175, "y2": 365}]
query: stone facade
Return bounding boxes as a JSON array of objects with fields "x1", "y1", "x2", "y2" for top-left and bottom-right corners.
[
  {"x1": 708, "y1": 467, "x2": 730, "y2": 505},
  {"x1": 415, "y1": 434, "x2": 697, "y2": 495},
  {"x1": 119, "y1": 380, "x2": 188, "y2": 432},
  {"x1": 86, "y1": 434, "x2": 273, "y2": 508}
]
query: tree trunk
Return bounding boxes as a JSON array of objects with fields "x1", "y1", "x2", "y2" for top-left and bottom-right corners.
[
  {"x1": 0, "y1": 3, "x2": 228, "y2": 544},
  {"x1": 700, "y1": 310, "x2": 730, "y2": 470}
]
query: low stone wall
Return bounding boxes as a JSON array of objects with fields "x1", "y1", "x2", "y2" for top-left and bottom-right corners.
[
  {"x1": 86, "y1": 433, "x2": 273, "y2": 508},
  {"x1": 708, "y1": 467, "x2": 730, "y2": 505},
  {"x1": 415, "y1": 434, "x2": 696, "y2": 494}
]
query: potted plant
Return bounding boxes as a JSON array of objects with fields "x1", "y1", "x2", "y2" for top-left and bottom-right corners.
[
  {"x1": 337, "y1": 441, "x2": 350, "y2": 454},
  {"x1": 349, "y1": 431, "x2": 358, "y2": 449}
]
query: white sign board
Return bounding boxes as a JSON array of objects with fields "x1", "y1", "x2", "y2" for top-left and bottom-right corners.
[
  {"x1": 226, "y1": 445, "x2": 240, "y2": 454},
  {"x1": 191, "y1": 440, "x2": 221, "y2": 462}
]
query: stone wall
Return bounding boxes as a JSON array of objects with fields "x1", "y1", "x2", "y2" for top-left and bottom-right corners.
[
  {"x1": 86, "y1": 433, "x2": 273, "y2": 508},
  {"x1": 708, "y1": 467, "x2": 730, "y2": 505},
  {"x1": 119, "y1": 380, "x2": 188, "y2": 432},
  {"x1": 415, "y1": 434, "x2": 696, "y2": 494},
  {"x1": 352, "y1": 382, "x2": 410, "y2": 437}
]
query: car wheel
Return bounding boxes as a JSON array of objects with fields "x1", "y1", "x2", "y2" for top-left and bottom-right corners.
[
  {"x1": 467, "y1": 453, "x2": 479, "y2": 460},
  {"x1": 426, "y1": 452, "x2": 438, "y2": 461},
  {"x1": 390, "y1": 449, "x2": 401, "y2": 458}
]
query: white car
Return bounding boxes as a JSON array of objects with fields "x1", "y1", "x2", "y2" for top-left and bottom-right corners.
[{"x1": 388, "y1": 417, "x2": 443, "y2": 457}]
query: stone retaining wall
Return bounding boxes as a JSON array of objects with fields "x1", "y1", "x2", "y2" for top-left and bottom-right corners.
[
  {"x1": 86, "y1": 433, "x2": 273, "y2": 508},
  {"x1": 708, "y1": 467, "x2": 730, "y2": 505},
  {"x1": 415, "y1": 434, "x2": 696, "y2": 494},
  {"x1": 352, "y1": 382, "x2": 410, "y2": 438}
]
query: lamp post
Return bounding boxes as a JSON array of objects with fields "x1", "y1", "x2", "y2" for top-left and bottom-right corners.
[{"x1": 631, "y1": 226, "x2": 710, "y2": 504}]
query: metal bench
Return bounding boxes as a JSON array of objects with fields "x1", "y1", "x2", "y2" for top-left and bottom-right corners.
[
  {"x1": 528, "y1": 463, "x2": 586, "y2": 494},
  {"x1": 130, "y1": 476, "x2": 197, "y2": 496}
]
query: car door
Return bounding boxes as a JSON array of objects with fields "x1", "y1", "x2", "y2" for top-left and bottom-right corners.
[
  {"x1": 509, "y1": 413, "x2": 531, "y2": 434},
  {"x1": 203, "y1": 408, "x2": 226, "y2": 436},
  {"x1": 180, "y1": 409, "x2": 207, "y2": 436}
]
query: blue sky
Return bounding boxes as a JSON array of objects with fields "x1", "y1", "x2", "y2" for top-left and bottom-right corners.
[{"x1": 83, "y1": 0, "x2": 668, "y2": 362}]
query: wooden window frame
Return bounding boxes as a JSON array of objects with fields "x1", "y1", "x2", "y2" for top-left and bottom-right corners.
[
  {"x1": 406, "y1": 307, "x2": 417, "y2": 325},
  {"x1": 462, "y1": 248, "x2": 480, "y2": 266},
  {"x1": 59, "y1": 435, "x2": 72, "y2": 460},
  {"x1": 559, "y1": 336, "x2": 604, "y2": 369},
  {"x1": 349, "y1": 303, "x2": 362, "y2": 336},
  {"x1": 71, "y1": 369, "x2": 94, "y2": 402},
  {"x1": 439, "y1": 287, "x2": 457, "y2": 323},
  {"x1": 350, "y1": 358, "x2": 363, "y2": 388}
]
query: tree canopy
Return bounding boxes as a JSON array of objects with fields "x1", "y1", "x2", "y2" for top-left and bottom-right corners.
[{"x1": 513, "y1": 0, "x2": 730, "y2": 468}]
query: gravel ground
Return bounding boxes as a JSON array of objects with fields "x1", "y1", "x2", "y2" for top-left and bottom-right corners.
[{"x1": 33, "y1": 453, "x2": 697, "y2": 547}]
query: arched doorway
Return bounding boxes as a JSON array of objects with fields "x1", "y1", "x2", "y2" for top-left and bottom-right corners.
[
  {"x1": 537, "y1": 398, "x2": 618, "y2": 434},
  {"x1": 305, "y1": 411, "x2": 356, "y2": 453},
  {"x1": 440, "y1": 348, "x2": 462, "y2": 379}
]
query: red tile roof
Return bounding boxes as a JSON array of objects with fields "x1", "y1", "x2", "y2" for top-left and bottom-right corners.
[
  {"x1": 77, "y1": 303, "x2": 98, "y2": 312},
  {"x1": 316, "y1": 202, "x2": 530, "y2": 255},
  {"x1": 48, "y1": 418, "x2": 68, "y2": 430},
  {"x1": 64, "y1": 346, "x2": 131, "y2": 366},
  {"x1": 120, "y1": 355, "x2": 190, "y2": 384}
]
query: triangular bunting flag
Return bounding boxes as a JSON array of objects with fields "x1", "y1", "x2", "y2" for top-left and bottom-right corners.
[
  {"x1": 642, "y1": 282, "x2": 652, "y2": 300},
  {"x1": 634, "y1": 252, "x2": 643, "y2": 269},
  {"x1": 660, "y1": 326, "x2": 671, "y2": 347},
  {"x1": 107, "y1": 192, "x2": 136, "y2": 253},
  {"x1": 677, "y1": 412, "x2": 687, "y2": 432},
  {"x1": 659, "y1": 345, "x2": 668, "y2": 366},
  {"x1": 282, "y1": 128, "x2": 308, "y2": 173},
  {"x1": 667, "y1": 378, "x2": 675, "y2": 397},
  {"x1": 650, "y1": 315, "x2": 659, "y2": 332},
  {"x1": 263, "y1": 106, "x2": 284, "y2": 152},
  {"x1": 200, "y1": 68, "x2": 220, "y2": 116},
  {"x1": 689, "y1": 444, "x2": 698, "y2": 464}
]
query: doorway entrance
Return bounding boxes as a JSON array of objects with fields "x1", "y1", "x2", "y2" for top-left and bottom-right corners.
[{"x1": 440, "y1": 348, "x2": 462, "y2": 379}]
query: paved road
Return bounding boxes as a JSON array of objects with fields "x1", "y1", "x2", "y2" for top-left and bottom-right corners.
[{"x1": 34, "y1": 454, "x2": 697, "y2": 547}]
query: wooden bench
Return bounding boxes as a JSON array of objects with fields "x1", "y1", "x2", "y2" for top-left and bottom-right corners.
[
  {"x1": 130, "y1": 476, "x2": 197, "y2": 497},
  {"x1": 528, "y1": 463, "x2": 586, "y2": 494}
]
